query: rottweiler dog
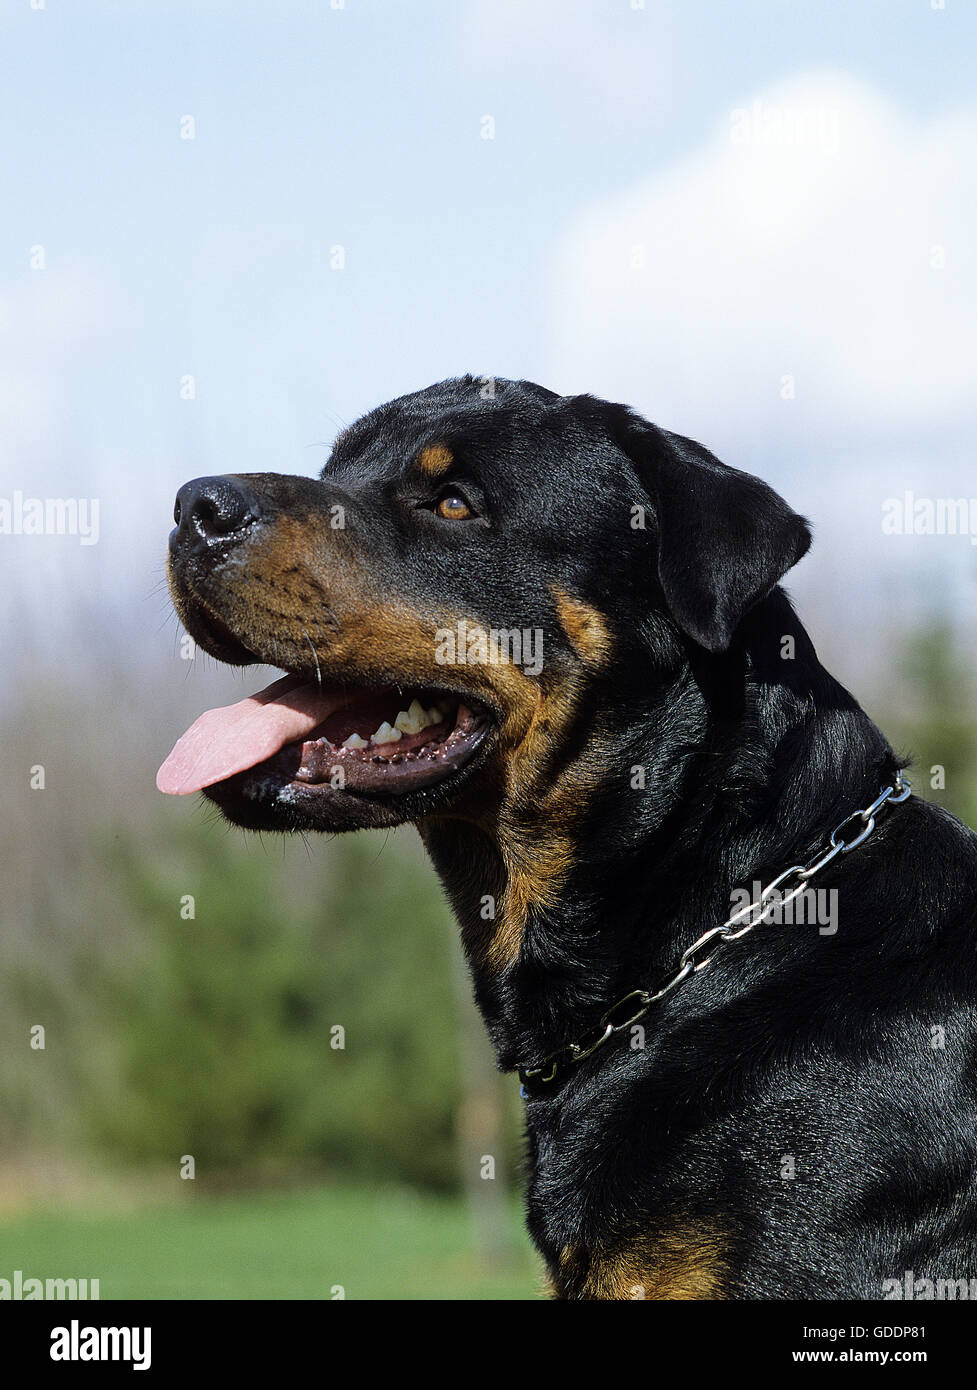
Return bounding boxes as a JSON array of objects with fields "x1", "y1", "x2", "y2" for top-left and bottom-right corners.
[{"x1": 158, "y1": 376, "x2": 977, "y2": 1300}]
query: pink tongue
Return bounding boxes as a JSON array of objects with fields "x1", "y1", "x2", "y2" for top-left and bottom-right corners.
[{"x1": 157, "y1": 674, "x2": 346, "y2": 796}]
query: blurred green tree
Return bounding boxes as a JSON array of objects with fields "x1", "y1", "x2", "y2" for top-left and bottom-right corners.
[
  {"x1": 884, "y1": 620, "x2": 977, "y2": 828},
  {"x1": 84, "y1": 823, "x2": 502, "y2": 1191}
]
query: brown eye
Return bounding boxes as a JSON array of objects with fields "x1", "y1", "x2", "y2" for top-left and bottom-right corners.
[{"x1": 435, "y1": 494, "x2": 472, "y2": 520}]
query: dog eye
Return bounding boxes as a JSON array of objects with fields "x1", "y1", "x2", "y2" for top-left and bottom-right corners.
[{"x1": 435, "y1": 493, "x2": 473, "y2": 521}]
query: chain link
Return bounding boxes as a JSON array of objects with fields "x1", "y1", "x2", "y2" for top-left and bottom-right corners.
[{"x1": 517, "y1": 773, "x2": 911, "y2": 1088}]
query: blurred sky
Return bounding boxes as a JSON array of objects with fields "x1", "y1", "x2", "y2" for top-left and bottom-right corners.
[{"x1": 2, "y1": 0, "x2": 976, "y2": 699}]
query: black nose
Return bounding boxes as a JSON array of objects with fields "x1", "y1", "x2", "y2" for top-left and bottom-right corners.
[{"x1": 172, "y1": 476, "x2": 258, "y2": 547}]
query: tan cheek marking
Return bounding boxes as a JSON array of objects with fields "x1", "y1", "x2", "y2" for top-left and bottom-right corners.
[
  {"x1": 200, "y1": 517, "x2": 450, "y2": 677},
  {"x1": 448, "y1": 624, "x2": 612, "y2": 973},
  {"x1": 482, "y1": 609, "x2": 616, "y2": 969},
  {"x1": 477, "y1": 672, "x2": 585, "y2": 971},
  {"x1": 199, "y1": 515, "x2": 349, "y2": 653},
  {"x1": 488, "y1": 824, "x2": 577, "y2": 971},
  {"x1": 417, "y1": 443, "x2": 454, "y2": 476},
  {"x1": 552, "y1": 586, "x2": 614, "y2": 668}
]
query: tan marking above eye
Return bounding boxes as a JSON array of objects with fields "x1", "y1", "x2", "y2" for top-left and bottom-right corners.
[
  {"x1": 436, "y1": 495, "x2": 472, "y2": 520},
  {"x1": 417, "y1": 444, "x2": 454, "y2": 476}
]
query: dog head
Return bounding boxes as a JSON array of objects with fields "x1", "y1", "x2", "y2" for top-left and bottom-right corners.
[{"x1": 159, "y1": 376, "x2": 810, "y2": 840}]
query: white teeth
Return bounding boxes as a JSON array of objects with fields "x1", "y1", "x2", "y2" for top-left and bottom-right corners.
[
  {"x1": 395, "y1": 699, "x2": 430, "y2": 735},
  {"x1": 342, "y1": 732, "x2": 368, "y2": 750},
  {"x1": 371, "y1": 721, "x2": 402, "y2": 745},
  {"x1": 361, "y1": 700, "x2": 454, "y2": 747}
]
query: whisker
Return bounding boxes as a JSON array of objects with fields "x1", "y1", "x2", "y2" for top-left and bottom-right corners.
[{"x1": 304, "y1": 629, "x2": 323, "y2": 686}]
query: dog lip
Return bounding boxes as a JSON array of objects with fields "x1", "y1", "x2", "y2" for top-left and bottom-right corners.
[{"x1": 179, "y1": 594, "x2": 261, "y2": 664}]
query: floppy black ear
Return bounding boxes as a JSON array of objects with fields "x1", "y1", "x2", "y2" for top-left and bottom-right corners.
[{"x1": 610, "y1": 409, "x2": 812, "y2": 653}]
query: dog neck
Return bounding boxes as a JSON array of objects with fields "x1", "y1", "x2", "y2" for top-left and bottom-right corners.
[{"x1": 418, "y1": 588, "x2": 898, "y2": 1074}]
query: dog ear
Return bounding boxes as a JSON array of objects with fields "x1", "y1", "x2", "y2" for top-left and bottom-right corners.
[{"x1": 609, "y1": 408, "x2": 812, "y2": 653}]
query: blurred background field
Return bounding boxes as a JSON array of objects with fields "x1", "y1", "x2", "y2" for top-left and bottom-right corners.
[
  {"x1": 2, "y1": 1, "x2": 977, "y2": 1300},
  {"x1": 0, "y1": 1187, "x2": 539, "y2": 1300}
]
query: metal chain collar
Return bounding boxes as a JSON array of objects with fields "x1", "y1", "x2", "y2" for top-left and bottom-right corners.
[{"x1": 517, "y1": 773, "x2": 912, "y2": 1089}]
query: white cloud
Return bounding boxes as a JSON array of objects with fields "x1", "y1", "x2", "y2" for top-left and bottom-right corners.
[{"x1": 543, "y1": 70, "x2": 977, "y2": 451}]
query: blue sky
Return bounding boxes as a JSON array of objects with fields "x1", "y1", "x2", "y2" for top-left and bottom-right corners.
[{"x1": 2, "y1": 0, "x2": 976, "y2": 690}]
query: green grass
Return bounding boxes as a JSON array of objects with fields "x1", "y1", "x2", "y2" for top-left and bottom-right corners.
[{"x1": 0, "y1": 1185, "x2": 541, "y2": 1300}]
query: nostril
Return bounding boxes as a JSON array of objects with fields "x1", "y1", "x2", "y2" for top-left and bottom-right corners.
[
  {"x1": 173, "y1": 476, "x2": 258, "y2": 544},
  {"x1": 192, "y1": 483, "x2": 253, "y2": 538},
  {"x1": 195, "y1": 495, "x2": 233, "y2": 535}
]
